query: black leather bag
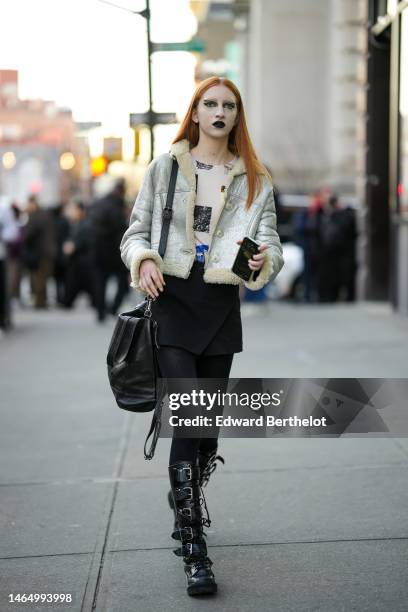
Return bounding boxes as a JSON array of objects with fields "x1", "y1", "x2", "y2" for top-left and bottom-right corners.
[
  {"x1": 106, "y1": 158, "x2": 178, "y2": 459},
  {"x1": 107, "y1": 297, "x2": 165, "y2": 459}
]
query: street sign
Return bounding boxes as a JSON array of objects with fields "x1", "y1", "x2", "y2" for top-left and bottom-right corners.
[
  {"x1": 151, "y1": 39, "x2": 206, "y2": 53},
  {"x1": 103, "y1": 137, "x2": 122, "y2": 162},
  {"x1": 130, "y1": 112, "x2": 150, "y2": 125},
  {"x1": 154, "y1": 112, "x2": 178, "y2": 124},
  {"x1": 75, "y1": 122, "x2": 102, "y2": 131},
  {"x1": 130, "y1": 112, "x2": 177, "y2": 127}
]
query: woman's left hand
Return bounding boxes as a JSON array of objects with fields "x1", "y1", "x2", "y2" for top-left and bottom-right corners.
[{"x1": 236, "y1": 240, "x2": 269, "y2": 272}]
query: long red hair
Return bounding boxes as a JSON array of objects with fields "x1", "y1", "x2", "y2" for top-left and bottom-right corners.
[{"x1": 172, "y1": 76, "x2": 270, "y2": 209}]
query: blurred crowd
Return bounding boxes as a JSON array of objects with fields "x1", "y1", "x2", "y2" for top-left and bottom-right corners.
[
  {"x1": 0, "y1": 180, "x2": 358, "y2": 332},
  {"x1": 276, "y1": 186, "x2": 357, "y2": 303},
  {"x1": 0, "y1": 178, "x2": 130, "y2": 330}
]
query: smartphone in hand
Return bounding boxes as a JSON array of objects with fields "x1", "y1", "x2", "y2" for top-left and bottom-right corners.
[{"x1": 231, "y1": 236, "x2": 260, "y2": 281}]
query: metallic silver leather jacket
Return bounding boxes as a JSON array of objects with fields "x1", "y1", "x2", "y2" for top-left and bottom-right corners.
[{"x1": 120, "y1": 139, "x2": 284, "y2": 291}]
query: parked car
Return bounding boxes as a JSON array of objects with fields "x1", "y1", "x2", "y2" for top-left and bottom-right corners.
[{"x1": 266, "y1": 242, "x2": 304, "y2": 300}]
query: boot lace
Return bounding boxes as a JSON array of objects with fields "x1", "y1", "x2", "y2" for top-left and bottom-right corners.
[
  {"x1": 200, "y1": 453, "x2": 225, "y2": 488},
  {"x1": 199, "y1": 484, "x2": 211, "y2": 528}
]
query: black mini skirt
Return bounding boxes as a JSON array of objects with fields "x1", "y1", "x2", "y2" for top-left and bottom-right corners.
[{"x1": 151, "y1": 261, "x2": 242, "y2": 356}]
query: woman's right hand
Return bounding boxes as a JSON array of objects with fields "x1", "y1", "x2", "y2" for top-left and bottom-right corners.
[{"x1": 139, "y1": 259, "x2": 165, "y2": 298}]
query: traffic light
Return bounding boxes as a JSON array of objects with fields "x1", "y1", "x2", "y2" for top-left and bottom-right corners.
[{"x1": 90, "y1": 156, "x2": 108, "y2": 177}]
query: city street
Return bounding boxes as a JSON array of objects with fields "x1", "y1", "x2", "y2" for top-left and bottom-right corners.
[
  {"x1": 1, "y1": 300, "x2": 408, "y2": 612},
  {"x1": 1, "y1": 0, "x2": 408, "y2": 610}
]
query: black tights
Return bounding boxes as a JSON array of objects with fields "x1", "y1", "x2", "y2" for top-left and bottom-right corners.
[{"x1": 156, "y1": 346, "x2": 233, "y2": 465}]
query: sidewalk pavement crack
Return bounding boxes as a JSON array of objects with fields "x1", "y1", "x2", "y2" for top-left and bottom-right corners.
[
  {"x1": 1, "y1": 461, "x2": 407, "y2": 488},
  {"x1": 2, "y1": 534, "x2": 408, "y2": 562},
  {"x1": 80, "y1": 414, "x2": 133, "y2": 612},
  {"x1": 106, "y1": 534, "x2": 408, "y2": 553},
  {"x1": 391, "y1": 438, "x2": 408, "y2": 460}
]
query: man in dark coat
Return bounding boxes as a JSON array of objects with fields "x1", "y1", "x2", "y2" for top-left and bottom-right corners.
[
  {"x1": 0, "y1": 202, "x2": 19, "y2": 329},
  {"x1": 317, "y1": 194, "x2": 357, "y2": 303},
  {"x1": 317, "y1": 194, "x2": 345, "y2": 302},
  {"x1": 62, "y1": 201, "x2": 94, "y2": 309},
  {"x1": 88, "y1": 179, "x2": 129, "y2": 322},
  {"x1": 51, "y1": 203, "x2": 70, "y2": 306},
  {"x1": 339, "y1": 205, "x2": 357, "y2": 302},
  {"x1": 22, "y1": 196, "x2": 56, "y2": 309}
]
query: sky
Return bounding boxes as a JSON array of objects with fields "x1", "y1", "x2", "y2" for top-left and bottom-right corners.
[{"x1": 0, "y1": 0, "x2": 198, "y2": 133}]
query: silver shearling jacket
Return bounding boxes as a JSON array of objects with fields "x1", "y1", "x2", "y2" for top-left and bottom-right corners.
[{"x1": 120, "y1": 139, "x2": 284, "y2": 291}]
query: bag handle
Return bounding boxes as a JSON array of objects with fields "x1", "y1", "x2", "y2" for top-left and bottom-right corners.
[
  {"x1": 143, "y1": 398, "x2": 163, "y2": 460},
  {"x1": 158, "y1": 158, "x2": 178, "y2": 258},
  {"x1": 143, "y1": 377, "x2": 167, "y2": 460}
]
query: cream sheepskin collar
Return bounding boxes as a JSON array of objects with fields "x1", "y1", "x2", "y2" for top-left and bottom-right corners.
[{"x1": 169, "y1": 138, "x2": 246, "y2": 189}]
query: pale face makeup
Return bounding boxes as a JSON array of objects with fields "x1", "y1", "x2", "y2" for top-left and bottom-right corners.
[{"x1": 192, "y1": 84, "x2": 238, "y2": 140}]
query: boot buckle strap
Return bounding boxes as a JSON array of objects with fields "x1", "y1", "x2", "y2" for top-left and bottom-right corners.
[
  {"x1": 184, "y1": 486, "x2": 193, "y2": 500},
  {"x1": 176, "y1": 466, "x2": 192, "y2": 481},
  {"x1": 180, "y1": 526, "x2": 194, "y2": 540},
  {"x1": 179, "y1": 506, "x2": 193, "y2": 518},
  {"x1": 183, "y1": 543, "x2": 193, "y2": 556},
  {"x1": 175, "y1": 486, "x2": 193, "y2": 501}
]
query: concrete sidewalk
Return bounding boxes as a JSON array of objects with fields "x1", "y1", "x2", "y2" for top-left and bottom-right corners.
[{"x1": 0, "y1": 301, "x2": 407, "y2": 612}]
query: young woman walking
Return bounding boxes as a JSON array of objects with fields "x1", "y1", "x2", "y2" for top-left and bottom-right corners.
[{"x1": 120, "y1": 76, "x2": 284, "y2": 596}]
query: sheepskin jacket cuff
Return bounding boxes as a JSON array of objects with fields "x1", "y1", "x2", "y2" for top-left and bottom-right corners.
[
  {"x1": 130, "y1": 249, "x2": 164, "y2": 290},
  {"x1": 244, "y1": 252, "x2": 274, "y2": 291}
]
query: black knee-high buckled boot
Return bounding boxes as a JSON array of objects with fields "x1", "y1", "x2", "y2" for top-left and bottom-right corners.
[
  {"x1": 167, "y1": 450, "x2": 225, "y2": 539},
  {"x1": 168, "y1": 461, "x2": 217, "y2": 596}
]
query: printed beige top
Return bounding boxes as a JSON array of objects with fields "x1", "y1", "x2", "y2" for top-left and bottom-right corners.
[{"x1": 192, "y1": 157, "x2": 236, "y2": 262}]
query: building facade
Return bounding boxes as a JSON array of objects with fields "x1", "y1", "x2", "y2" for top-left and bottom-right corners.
[
  {"x1": 0, "y1": 70, "x2": 85, "y2": 206},
  {"x1": 192, "y1": 1, "x2": 408, "y2": 313},
  {"x1": 367, "y1": 0, "x2": 408, "y2": 315}
]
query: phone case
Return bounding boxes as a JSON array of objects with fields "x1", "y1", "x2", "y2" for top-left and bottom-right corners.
[{"x1": 231, "y1": 237, "x2": 260, "y2": 281}]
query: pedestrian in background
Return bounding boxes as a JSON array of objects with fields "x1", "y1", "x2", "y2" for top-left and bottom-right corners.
[
  {"x1": 21, "y1": 195, "x2": 56, "y2": 309},
  {"x1": 339, "y1": 204, "x2": 357, "y2": 301},
  {"x1": 293, "y1": 191, "x2": 324, "y2": 302},
  {"x1": 7, "y1": 202, "x2": 24, "y2": 303},
  {"x1": 51, "y1": 202, "x2": 70, "y2": 306},
  {"x1": 88, "y1": 179, "x2": 129, "y2": 322},
  {"x1": 120, "y1": 76, "x2": 284, "y2": 597},
  {"x1": 0, "y1": 201, "x2": 19, "y2": 330},
  {"x1": 62, "y1": 201, "x2": 94, "y2": 309},
  {"x1": 317, "y1": 194, "x2": 346, "y2": 302}
]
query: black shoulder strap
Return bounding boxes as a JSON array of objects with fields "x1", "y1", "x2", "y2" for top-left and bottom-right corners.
[{"x1": 158, "y1": 158, "x2": 178, "y2": 258}]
